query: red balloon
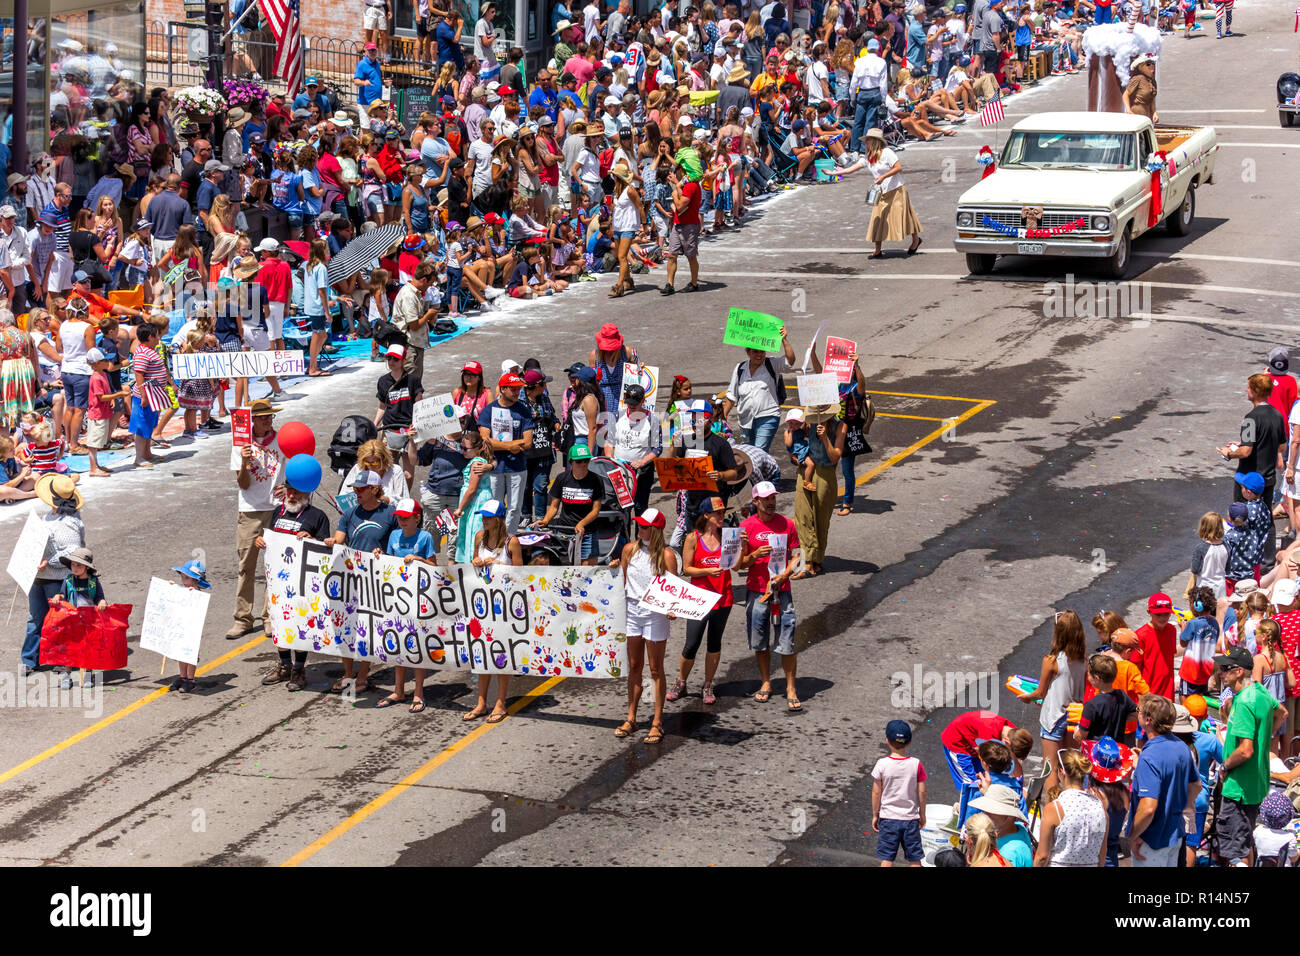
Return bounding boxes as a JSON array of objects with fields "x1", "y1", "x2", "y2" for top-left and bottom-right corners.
[{"x1": 277, "y1": 421, "x2": 316, "y2": 459}]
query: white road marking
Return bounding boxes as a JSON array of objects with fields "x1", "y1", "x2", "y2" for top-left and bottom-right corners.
[
  {"x1": 1130, "y1": 312, "x2": 1300, "y2": 334},
  {"x1": 1215, "y1": 142, "x2": 1299, "y2": 148},
  {"x1": 711, "y1": 247, "x2": 1300, "y2": 269}
]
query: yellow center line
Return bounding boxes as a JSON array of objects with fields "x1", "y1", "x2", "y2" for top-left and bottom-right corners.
[
  {"x1": 281, "y1": 674, "x2": 566, "y2": 867},
  {"x1": 874, "y1": 413, "x2": 949, "y2": 422},
  {"x1": 850, "y1": 399, "x2": 997, "y2": 490},
  {"x1": 0, "y1": 634, "x2": 266, "y2": 786}
]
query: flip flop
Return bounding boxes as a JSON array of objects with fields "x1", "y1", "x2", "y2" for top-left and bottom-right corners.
[
  {"x1": 485, "y1": 711, "x2": 507, "y2": 724},
  {"x1": 462, "y1": 708, "x2": 488, "y2": 722},
  {"x1": 375, "y1": 695, "x2": 406, "y2": 708},
  {"x1": 408, "y1": 700, "x2": 427, "y2": 714},
  {"x1": 753, "y1": 689, "x2": 772, "y2": 703},
  {"x1": 786, "y1": 697, "x2": 804, "y2": 713},
  {"x1": 308, "y1": 370, "x2": 333, "y2": 377}
]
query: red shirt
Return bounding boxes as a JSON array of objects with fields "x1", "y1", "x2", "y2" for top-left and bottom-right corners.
[
  {"x1": 1268, "y1": 371, "x2": 1297, "y2": 423},
  {"x1": 940, "y1": 711, "x2": 1013, "y2": 756},
  {"x1": 80, "y1": 290, "x2": 115, "y2": 320},
  {"x1": 673, "y1": 180, "x2": 702, "y2": 226},
  {"x1": 316, "y1": 151, "x2": 344, "y2": 192},
  {"x1": 257, "y1": 256, "x2": 291, "y2": 305},
  {"x1": 741, "y1": 512, "x2": 799, "y2": 595},
  {"x1": 379, "y1": 146, "x2": 406, "y2": 184},
  {"x1": 88, "y1": 370, "x2": 112, "y2": 421},
  {"x1": 1133, "y1": 622, "x2": 1177, "y2": 699},
  {"x1": 687, "y1": 530, "x2": 734, "y2": 609}
]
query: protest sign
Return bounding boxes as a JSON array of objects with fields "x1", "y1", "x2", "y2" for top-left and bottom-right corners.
[
  {"x1": 719, "y1": 527, "x2": 743, "y2": 570},
  {"x1": 170, "y1": 349, "x2": 305, "y2": 381},
  {"x1": 412, "y1": 392, "x2": 462, "y2": 439},
  {"x1": 490, "y1": 407, "x2": 514, "y2": 442},
  {"x1": 654, "y1": 456, "x2": 717, "y2": 492},
  {"x1": 637, "y1": 573, "x2": 722, "y2": 621},
  {"x1": 232, "y1": 408, "x2": 252, "y2": 447},
  {"x1": 7, "y1": 512, "x2": 50, "y2": 594},
  {"x1": 139, "y1": 577, "x2": 210, "y2": 666},
  {"x1": 824, "y1": 336, "x2": 857, "y2": 382},
  {"x1": 796, "y1": 373, "x2": 840, "y2": 407},
  {"x1": 768, "y1": 533, "x2": 789, "y2": 577},
  {"x1": 801, "y1": 321, "x2": 827, "y2": 373},
  {"x1": 39, "y1": 603, "x2": 132, "y2": 670},
  {"x1": 723, "y1": 308, "x2": 783, "y2": 353},
  {"x1": 263, "y1": 532, "x2": 629, "y2": 677},
  {"x1": 618, "y1": 363, "x2": 660, "y2": 414},
  {"x1": 608, "y1": 468, "x2": 634, "y2": 509},
  {"x1": 333, "y1": 491, "x2": 358, "y2": 515}
]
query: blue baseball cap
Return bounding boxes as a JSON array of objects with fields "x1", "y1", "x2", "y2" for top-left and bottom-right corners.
[
  {"x1": 1228, "y1": 502, "x2": 1248, "y2": 521},
  {"x1": 690, "y1": 399, "x2": 713, "y2": 414},
  {"x1": 571, "y1": 365, "x2": 598, "y2": 383},
  {"x1": 1234, "y1": 471, "x2": 1266, "y2": 496},
  {"x1": 306, "y1": 76, "x2": 319, "y2": 86},
  {"x1": 866, "y1": 38, "x2": 880, "y2": 51},
  {"x1": 792, "y1": 119, "x2": 808, "y2": 131},
  {"x1": 885, "y1": 719, "x2": 912, "y2": 743},
  {"x1": 172, "y1": 559, "x2": 212, "y2": 589},
  {"x1": 478, "y1": 499, "x2": 507, "y2": 519}
]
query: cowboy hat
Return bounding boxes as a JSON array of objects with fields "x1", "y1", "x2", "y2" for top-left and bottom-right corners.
[
  {"x1": 726, "y1": 63, "x2": 751, "y2": 83},
  {"x1": 232, "y1": 257, "x2": 261, "y2": 281},
  {"x1": 553, "y1": 18, "x2": 574, "y2": 34},
  {"x1": 59, "y1": 547, "x2": 98, "y2": 574},
  {"x1": 211, "y1": 232, "x2": 239, "y2": 263},
  {"x1": 36, "y1": 473, "x2": 84, "y2": 511},
  {"x1": 647, "y1": 90, "x2": 666, "y2": 110},
  {"x1": 802, "y1": 403, "x2": 840, "y2": 425},
  {"x1": 1081, "y1": 736, "x2": 1137, "y2": 784},
  {"x1": 249, "y1": 397, "x2": 283, "y2": 415},
  {"x1": 609, "y1": 162, "x2": 633, "y2": 184},
  {"x1": 227, "y1": 107, "x2": 250, "y2": 127}
]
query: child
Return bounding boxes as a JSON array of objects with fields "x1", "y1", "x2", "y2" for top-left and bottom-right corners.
[
  {"x1": 1075, "y1": 653, "x2": 1137, "y2": 745},
  {"x1": 444, "y1": 221, "x2": 466, "y2": 314},
  {"x1": 1252, "y1": 619, "x2": 1295, "y2": 752},
  {"x1": 119, "y1": 217, "x2": 154, "y2": 299},
  {"x1": 366, "y1": 267, "x2": 391, "y2": 361},
  {"x1": 1223, "y1": 588, "x2": 1268, "y2": 654},
  {"x1": 783, "y1": 407, "x2": 815, "y2": 491},
  {"x1": 85, "y1": 348, "x2": 129, "y2": 476},
  {"x1": 19, "y1": 420, "x2": 66, "y2": 476},
  {"x1": 50, "y1": 546, "x2": 108, "y2": 689},
  {"x1": 969, "y1": 739, "x2": 1028, "y2": 824},
  {"x1": 871, "y1": 719, "x2": 927, "y2": 867},
  {"x1": 1189, "y1": 510, "x2": 1228, "y2": 601},
  {"x1": 175, "y1": 330, "x2": 219, "y2": 437},
  {"x1": 1253, "y1": 792, "x2": 1299, "y2": 866},
  {"x1": 1177, "y1": 585, "x2": 1220, "y2": 701},
  {"x1": 169, "y1": 558, "x2": 211, "y2": 693},
  {"x1": 1179, "y1": 0, "x2": 1197, "y2": 38},
  {"x1": 1224, "y1": 476, "x2": 1271, "y2": 592},
  {"x1": 0, "y1": 435, "x2": 37, "y2": 503},
  {"x1": 1014, "y1": 6, "x2": 1033, "y2": 81}
]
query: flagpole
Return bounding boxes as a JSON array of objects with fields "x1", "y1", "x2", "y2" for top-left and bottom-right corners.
[{"x1": 220, "y1": 0, "x2": 261, "y2": 44}]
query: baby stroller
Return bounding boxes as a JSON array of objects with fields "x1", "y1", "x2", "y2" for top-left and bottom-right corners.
[
  {"x1": 327, "y1": 414, "x2": 380, "y2": 490},
  {"x1": 539, "y1": 457, "x2": 636, "y2": 564}
]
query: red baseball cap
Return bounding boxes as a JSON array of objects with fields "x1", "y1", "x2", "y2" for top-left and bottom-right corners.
[
  {"x1": 498, "y1": 86, "x2": 517, "y2": 96},
  {"x1": 498, "y1": 372, "x2": 525, "y2": 388},
  {"x1": 484, "y1": 212, "x2": 505, "y2": 225},
  {"x1": 634, "y1": 507, "x2": 666, "y2": 529},
  {"x1": 392, "y1": 497, "x2": 421, "y2": 517},
  {"x1": 462, "y1": 361, "x2": 483, "y2": 374},
  {"x1": 1147, "y1": 593, "x2": 1173, "y2": 612}
]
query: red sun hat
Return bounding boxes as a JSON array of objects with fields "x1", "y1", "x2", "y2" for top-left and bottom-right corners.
[
  {"x1": 462, "y1": 361, "x2": 483, "y2": 374},
  {"x1": 633, "y1": 507, "x2": 666, "y2": 529},
  {"x1": 498, "y1": 372, "x2": 526, "y2": 388},
  {"x1": 595, "y1": 322, "x2": 623, "y2": 351}
]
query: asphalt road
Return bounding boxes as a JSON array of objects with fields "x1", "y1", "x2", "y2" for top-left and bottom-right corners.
[{"x1": 3, "y1": 1, "x2": 1299, "y2": 867}]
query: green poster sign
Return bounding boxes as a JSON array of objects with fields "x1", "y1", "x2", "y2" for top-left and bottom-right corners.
[{"x1": 723, "y1": 308, "x2": 784, "y2": 352}]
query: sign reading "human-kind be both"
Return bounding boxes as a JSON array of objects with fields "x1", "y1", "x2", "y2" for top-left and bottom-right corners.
[{"x1": 170, "y1": 349, "x2": 305, "y2": 380}]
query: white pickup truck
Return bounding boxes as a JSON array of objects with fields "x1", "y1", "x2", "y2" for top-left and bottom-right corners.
[{"x1": 954, "y1": 112, "x2": 1218, "y2": 278}]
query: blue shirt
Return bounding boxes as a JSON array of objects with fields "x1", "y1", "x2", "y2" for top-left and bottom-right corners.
[
  {"x1": 997, "y1": 823, "x2": 1034, "y2": 867},
  {"x1": 387, "y1": 527, "x2": 435, "y2": 560},
  {"x1": 476, "y1": 399, "x2": 535, "y2": 473},
  {"x1": 303, "y1": 262, "x2": 330, "y2": 316},
  {"x1": 195, "y1": 179, "x2": 220, "y2": 234},
  {"x1": 339, "y1": 503, "x2": 397, "y2": 552},
  {"x1": 906, "y1": 17, "x2": 928, "y2": 65},
  {"x1": 1192, "y1": 730, "x2": 1223, "y2": 812},
  {"x1": 355, "y1": 56, "x2": 383, "y2": 107},
  {"x1": 293, "y1": 92, "x2": 330, "y2": 115},
  {"x1": 436, "y1": 20, "x2": 465, "y2": 68},
  {"x1": 528, "y1": 86, "x2": 559, "y2": 120},
  {"x1": 1130, "y1": 732, "x2": 1198, "y2": 850},
  {"x1": 1015, "y1": 22, "x2": 1032, "y2": 45}
]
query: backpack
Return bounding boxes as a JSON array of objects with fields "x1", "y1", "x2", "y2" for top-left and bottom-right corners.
[
  {"x1": 327, "y1": 415, "x2": 380, "y2": 476},
  {"x1": 736, "y1": 358, "x2": 787, "y2": 406},
  {"x1": 599, "y1": 147, "x2": 615, "y2": 179}
]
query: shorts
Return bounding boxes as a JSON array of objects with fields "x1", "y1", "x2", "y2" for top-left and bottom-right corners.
[
  {"x1": 84, "y1": 417, "x2": 111, "y2": 450},
  {"x1": 978, "y1": 45, "x2": 998, "y2": 62},
  {"x1": 1040, "y1": 711, "x2": 1069, "y2": 742},
  {"x1": 363, "y1": 6, "x2": 387, "y2": 30},
  {"x1": 745, "y1": 588, "x2": 796, "y2": 656},
  {"x1": 578, "y1": 531, "x2": 597, "y2": 560},
  {"x1": 307, "y1": 311, "x2": 327, "y2": 333},
  {"x1": 1016, "y1": 43, "x2": 1030, "y2": 63},
  {"x1": 62, "y1": 372, "x2": 91, "y2": 410},
  {"x1": 1179, "y1": 679, "x2": 1209, "y2": 698},
  {"x1": 508, "y1": 286, "x2": 532, "y2": 298},
  {"x1": 1184, "y1": 9, "x2": 1196, "y2": 25},
  {"x1": 364, "y1": 191, "x2": 385, "y2": 216},
  {"x1": 613, "y1": 230, "x2": 637, "y2": 240},
  {"x1": 876, "y1": 818, "x2": 923, "y2": 862},
  {"x1": 1214, "y1": 798, "x2": 1259, "y2": 862},
  {"x1": 128, "y1": 396, "x2": 158, "y2": 438},
  {"x1": 416, "y1": 17, "x2": 431, "y2": 38},
  {"x1": 626, "y1": 604, "x2": 670, "y2": 642},
  {"x1": 666, "y1": 223, "x2": 700, "y2": 259},
  {"x1": 244, "y1": 326, "x2": 270, "y2": 351},
  {"x1": 267, "y1": 301, "x2": 286, "y2": 340}
]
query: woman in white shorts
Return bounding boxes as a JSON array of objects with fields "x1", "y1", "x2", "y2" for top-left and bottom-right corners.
[{"x1": 617, "y1": 506, "x2": 677, "y2": 744}]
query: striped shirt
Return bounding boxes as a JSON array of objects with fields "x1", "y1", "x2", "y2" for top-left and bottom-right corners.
[
  {"x1": 40, "y1": 200, "x2": 71, "y2": 251},
  {"x1": 131, "y1": 344, "x2": 171, "y2": 411},
  {"x1": 26, "y1": 440, "x2": 64, "y2": 475}
]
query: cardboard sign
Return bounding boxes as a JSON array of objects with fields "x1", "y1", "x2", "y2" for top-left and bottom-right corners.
[
  {"x1": 7, "y1": 511, "x2": 50, "y2": 594},
  {"x1": 637, "y1": 573, "x2": 723, "y2": 621},
  {"x1": 608, "y1": 468, "x2": 634, "y2": 509},
  {"x1": 719, "y1": 527, "x2": 743, "y2": 570},
  {"x1": 232, "y1": 407, "x2": 252, "y2": 447},
  {"x1": 796, "y1": 372, "x2": 840, "y2": 407},
  {"x1": 263, "y1": 532, "x2": 629, "y2": 677},
  {"x1": 139, "y1": 577, "x2": 210, "y2": 666},
  {"x1": 768, "y1": 533, "x2": 788, "y2": 577},
  {"x1": 723, "y1": 308, "x2": 783, "y2": 353},
  {"x1": 170, "y1": 349, "x2": 305, "y2": 380},
  {"x1": 654, "y1": 455, "x2": 717, "y2": 492},
  {"x1": 412, "y1": 392, "x2": 462, "y2": 439},
  {"x1": 824, "y1": 336, "x2": 857, "y2": 382}
]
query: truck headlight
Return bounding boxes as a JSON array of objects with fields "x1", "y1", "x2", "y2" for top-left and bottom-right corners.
[
  {"x1": 957, "y1": 212, "x2": 973, "y2": 227},
  {"x1": 1092, "y1": 215, "x2": 1110, "y2": 231}
]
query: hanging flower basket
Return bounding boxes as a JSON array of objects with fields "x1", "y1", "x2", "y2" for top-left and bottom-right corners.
[
  {"x1": 175, "y1": 85, "x2": 228, "y2": 123},
  {"x1": 223, "y1": 77, "x2": 269, "y2": 112}
]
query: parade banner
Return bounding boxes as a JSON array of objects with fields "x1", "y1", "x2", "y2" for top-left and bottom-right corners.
[
  {"x1": 796, "y1": 372, "x2": 840, "y2": 407},
  {"x1": 139, "y1": 577, "x2": 210, "y2": 666},
  {"x1": 723, "y1": 308, "x2": 783, "y2": 352},
  {"x1": 7, "y1": 512, "x2": 50, "y2": 594},
  {"x1": 637, "y1": 573, "x2": 722, "y2": 621},
  {"x1": 170, "y1": 349, "x2": 305, "y2": 381},
  {"x1": 263, "y1": 531, "x2": 629, "y2": 678},
  {"x1": 654, "y1": 455, "x2": 717, "y2": 492},
  {"x1": 823, "y1": 337, "x2": 857, "y2": 382},
  {"x1": 412, "y1": 392, "x2": 462, "y2": 439}
]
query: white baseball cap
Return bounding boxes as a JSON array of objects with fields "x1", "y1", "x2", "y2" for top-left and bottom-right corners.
[
  {"x1": 255, "y1": 237, "x2": 280, "y2": 252},
  {"x1": 500, "y1": 359, "x2": 520, "y2": 375},
  {"x1": 752, "y1": 481, "x2": 777, "y2": 499},
  {"x1": 1272, "y1": 578, "x2": 1300, "y2": 607},
  {"x1": 385, "y1": 343, "x2": 406, "y2": 360},
  {"x1": 393, "y1": 497, "x2": 421, "y2": 517},
  {"x1": 785, "y1": 408, "x2": 805, "y2": 424}
]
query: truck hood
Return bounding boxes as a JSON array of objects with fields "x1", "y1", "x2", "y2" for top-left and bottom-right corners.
[{"x1": 957, "y1": 168, "x2": 1148, "y2": 208}]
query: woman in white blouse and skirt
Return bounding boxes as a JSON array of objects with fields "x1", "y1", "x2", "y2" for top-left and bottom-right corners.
[{"x1": 863, "y1": 128, "x2": 922, "y2": 259}]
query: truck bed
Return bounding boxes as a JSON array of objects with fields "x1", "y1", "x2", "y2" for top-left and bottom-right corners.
[{"x1": 1155, "y1": 125, "x2": 1200, "y2": 153}]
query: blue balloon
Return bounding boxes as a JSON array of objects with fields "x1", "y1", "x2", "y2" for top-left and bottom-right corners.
[{"x1": 284, "y1": 453, "x2": 322, "y2": 493}]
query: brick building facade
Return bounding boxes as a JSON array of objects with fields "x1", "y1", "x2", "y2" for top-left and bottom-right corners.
[{"x1": 147, "y1": 0, "x2": 373, "y2": 41}]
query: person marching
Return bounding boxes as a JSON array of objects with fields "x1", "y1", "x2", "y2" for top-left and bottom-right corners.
[
  {"x1": 668, "y1": 496, "x2": 740, "y2": 706},
  {"x1": 463, "y1": 499, "x2": 523, "y2": 723},
  {"x1": 617, "y1": 507, "x2": 678, "y2": 743},
  {"x1": 169, "y1": 558, "x2": 212, "y2": 694}
]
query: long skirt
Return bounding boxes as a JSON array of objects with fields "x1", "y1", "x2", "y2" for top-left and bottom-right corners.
[
  {"x1": 866, "y1": 184, "x2": 923, "y2": 244},
  {"x1": 0, "y1": 357, "x2": 37, "y2": 425}
]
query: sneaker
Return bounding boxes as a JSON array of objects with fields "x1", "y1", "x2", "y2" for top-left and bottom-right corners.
[
  {"x1": 59, "y1": 673, "x2": 73, "y2": 690},
  {"x1": 169, "y1": 675, "x2": 185, "y2": 691},
  {"x1": 660, "y1": 284, "x2": 676, "y2": 296},
  {"x1": 82, "y1": 672, "x2": 95, "y2": 688},
  {"x1": 478, "y1": 300, "x2": 495, "y2": 312},
  {"x1": 286, "y1": 667, "x2": 308, "y2": 691},
  {"x1": 262, "y1": 662, "x2": 291, "y2": 685},
  {"x1": 203, "y1": 419, "x2": 224, "y2": 432},
  {"x1": 666, "y1": 679, "x2": 687, "y2": 702},
  {"x1": 182, "y1": 678, "x2": 196, "y2": 693},
  {"x1": 483, "y1": 285, "x2": 504, "y2": 300},
  {"x1": 175, "y1": 677, "x2": 191, "y2": 694},
  {"x1": 683, "y1": 282, "x2": 700, "y2": 293}
]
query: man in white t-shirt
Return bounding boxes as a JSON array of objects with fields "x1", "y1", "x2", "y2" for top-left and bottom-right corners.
[
  {"x1": 583, "y1": 0, "x2": 602, "y2": 42},
  {"x1": 465, "y1": 119, "x2": 497, "y2": 198},
  {"x1": 805, "y1": 41, "x2": 830, "y2": 103},
  {"x1": 230, "y1": 398, "x2": 284, "y2": 638},
  {"x1": 474, "y1": 3, "x2": 500, "y2": 67}
]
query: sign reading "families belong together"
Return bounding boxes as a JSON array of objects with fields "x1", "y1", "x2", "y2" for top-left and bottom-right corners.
[{"x1": 264, "y1": 532, "x2": 629, "y2": 678}]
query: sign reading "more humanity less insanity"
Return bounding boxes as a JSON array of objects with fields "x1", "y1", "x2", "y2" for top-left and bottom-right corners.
[
  {"x1": 264, "y1": 532, "x2": 629, "y2": 678},
  {"x1": 170, "y1": 350, "x2": 305, "y2": 380}
]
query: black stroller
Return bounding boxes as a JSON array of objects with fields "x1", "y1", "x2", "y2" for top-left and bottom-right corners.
[
  {"x1": 327, "y1": 414, "x2": 380, "y2": 491},
  {"x1": 529, "y1": 457, "x2": 636, "y2": 564}
]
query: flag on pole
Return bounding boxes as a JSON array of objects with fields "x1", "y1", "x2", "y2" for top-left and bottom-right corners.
[
  {"x1": 258, "y1": 0, "x2": 303, "y2": 99},
  {"x1": 978, "y1": 97, "x2": 1004, "y2": 127}
]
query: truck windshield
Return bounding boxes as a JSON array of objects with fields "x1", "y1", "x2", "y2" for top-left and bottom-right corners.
[{"x1": 1001, "y1": 131, "x2": 1138, "y2": 171}]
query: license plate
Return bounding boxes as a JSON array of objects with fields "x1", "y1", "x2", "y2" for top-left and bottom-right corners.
[{"x1": 1017, "y1": 242, "x2": 1046, "y2": 255}]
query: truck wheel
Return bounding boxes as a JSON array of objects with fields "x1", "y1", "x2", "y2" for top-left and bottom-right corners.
[
  {"x1": 1166, "y1": 187, "x2": 1195, "y2": 236},
  {"x1": 1102, "y1": 227, "x2": 1131, "y2": 279},
  {"x1": 1281, "y1": 110, "x2": 1295, "y2": 129},
  {"x1": 965, "y1": 252, "x2": 997, "y2": 275}
]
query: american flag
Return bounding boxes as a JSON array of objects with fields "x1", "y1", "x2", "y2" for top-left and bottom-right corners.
[
  {"x1": 979, "y1": 97, "x2": 1005, "y2": 127},
  {"x1": 258, "y1": 0, "x2": 303, "y2": 99}
]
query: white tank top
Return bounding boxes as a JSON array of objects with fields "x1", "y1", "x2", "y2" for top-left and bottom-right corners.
[
  {"x1": 573, "y1": 401, "x2": 591, "y2": 438},
  {"x1": 477, "y1": 539, "x2": 511, "y2": 566},
  {"x1": 1049, "y1": 788, "x2": 1108, "y2": 866},
  {"x1": 612, "y1": 186, "x2": 641, "y2": 233},
  {"x1": 1040, "y1": 651, "x2": 1085, "y2": 733},
  {"x1": 60, "y1": 319, "x2": 92, "y2": 376},
  {"x1": 625, "y1": 545, "x2": 657, "y2": 603}
]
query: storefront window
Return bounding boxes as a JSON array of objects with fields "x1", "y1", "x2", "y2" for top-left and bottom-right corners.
[
  {"x1": 394, "y1": 0, "x2": 518, "y2": 46},
  {"x1": 0, "y1": 15, "x2": 49, "y2": 162}
]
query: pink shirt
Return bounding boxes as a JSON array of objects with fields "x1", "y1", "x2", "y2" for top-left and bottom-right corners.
[
  {"x1": 88, "y1": 370, "x2": 113, "y2": 421},
  {"x1": 872, "y1": 754, "x2": 927, "y2": 821}
]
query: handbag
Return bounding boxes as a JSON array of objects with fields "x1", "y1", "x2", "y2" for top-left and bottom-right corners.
[{"x1": 865, "y1": 184, "x2": 882, "y2": 205}]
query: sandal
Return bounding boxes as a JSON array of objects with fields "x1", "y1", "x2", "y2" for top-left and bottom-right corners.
[
  {"x1": 485, "y1": 710, "x2": 507, "y2": 724},
  {"x1": 608, "y1": 282, "x2": 625, "y2": 298},
  {"x1": 462, "y1": 707, "x2": 489, "y2": 721},
  {"x1": 375, "y1": 694, "x2": 407, "y2": 708},
  {"x1": 329, "y1": 677, "x2": 351, "y2": 694},
  {"x1": 644, "y1": 723, "x2": 665, "y2": 743},
  {"x1": 753, "y1": 688, "x2": 772, "y2": 703},
  {"x1": 836, "y1": 505, "x2": 851, "y2": 516},
  {"x1": 666, "y1": 678, "x2": 687, "y2": 702},
  {"x1": 786, "y1": 697, "x2": 803, "y2": 713},
  {"x1": 408, "y1": 700, "x2": 427, "y2": 714},
  {"x1": 151, "y1": 438, "x2": 172, "y2": 449},
  {"x1": 702, "y1": 683, "x2": 716, "y2": 705},
  {"x1": 614, "y1": 720, "x2": 638, "y2": 738}
]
